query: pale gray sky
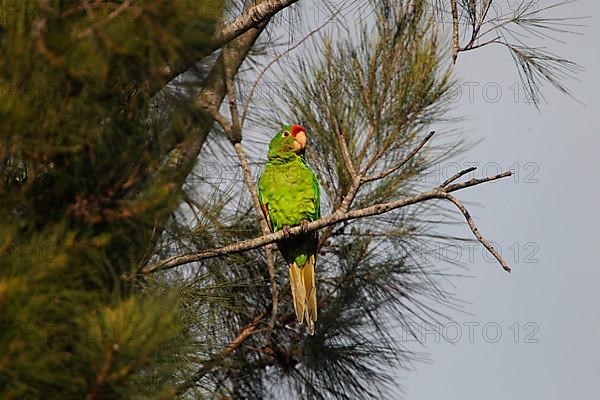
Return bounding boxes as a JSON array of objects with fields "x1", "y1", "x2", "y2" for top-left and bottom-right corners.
[{"x1": 404, "y1": 1, "x2": 600, "y2": 399}]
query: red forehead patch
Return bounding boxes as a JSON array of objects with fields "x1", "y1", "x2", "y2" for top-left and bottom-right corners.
[{"x1": 291, "y1": 125, "x2": 305, "y2": 137}]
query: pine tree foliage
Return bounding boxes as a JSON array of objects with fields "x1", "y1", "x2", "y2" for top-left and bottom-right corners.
[
  {"x1": 433, "y1": 0, "x2": 583, "y2": 104},
  {"x1": 0, "y1": 1, "x2": 221, "y2": 398}
]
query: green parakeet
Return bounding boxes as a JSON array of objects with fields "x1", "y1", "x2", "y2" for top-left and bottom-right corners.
[{"x1": 258, "y1": 124, "x2": 321, "y2": 335}]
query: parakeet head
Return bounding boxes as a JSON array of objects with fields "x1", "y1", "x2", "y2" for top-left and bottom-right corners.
[{"x1": 268, "y1": 124, "x2": 307, "y2": 160}]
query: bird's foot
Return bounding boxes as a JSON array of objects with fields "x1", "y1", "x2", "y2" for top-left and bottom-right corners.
[
  {"x1": 300, "y1": 219, "x2": 310, "y2": 234},
  {"x1": 282, "y1": 225, "x2": 291, "y2": 239}
]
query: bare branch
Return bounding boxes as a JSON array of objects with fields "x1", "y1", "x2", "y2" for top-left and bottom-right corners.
[
  {"x1": 214, "y1": 0, "x2": 300, "y2": 48},
  {"x1": 460, "y1": 36, "x2": 501, "y2": 53},
  {"x1": 363, "y1": 131, "x2": 435, "y2": 183},
  {"x1": 263, "y1": 245, "x2": 278, "y2": 343},
  {"x1": 32, "y1": 1, "x2": 63, "y2": 66},
  {"x1": 470, "y1": 0, "x2": 477, "y2": 34},
  {"x1": 335, "y1": 122, "x2": 357, "y2": 179},
  {"x1": 143, "y1": 171, "x2": 512, "y2": 274},
  {"x1": 224, "y1": 49, "x2": 243, "y2": 143},
  {"x1": 451, "y1": 0, "x2": 459, "y2": 63},
  {"x1": 224, "y1": 46, "x2": 278, "y2": 343},
  {"x1": 221, "y1": 49, "x2": 261, "y2": 221},
  {"x1": 158, "y1": 0, "x2": 300, "y2": 92},
  {"x1": 75, "y1": 0, "x2": 134, "y2": 39},
  {"x1": 338, "y1": 176, "x2": 362, "y2": 213},
  {"x1": 452, "y1": 1, "x2": 498, "y2": 59},
  {"x1": 360, "y1": 109, "x2": 423, "y2": 175},
  {"x1": 445, "y1": 171, "x2": 512, "y2": 192},
  {"x1": 232, "y1": 142, "x2": 279, "y2": 340},
  {"x1": 200, "y1": 104, "x2": 233, "y2": 135},
  {"x1": 439, "y1": 166, "x2": 477, "y2": 187},
  {"x1": 442, "y1": 193, "x2": 511, "y2": 273},
  {"x1": 233, "y1": 143, "x2": 279, "y2": 337}
]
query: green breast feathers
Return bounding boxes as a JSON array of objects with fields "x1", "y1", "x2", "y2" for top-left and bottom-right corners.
[{"x1": 259, "y1": 158, "x2": 320, "y2": 231}]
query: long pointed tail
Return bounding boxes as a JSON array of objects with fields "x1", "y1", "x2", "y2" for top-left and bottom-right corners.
[
  {"x1": 303, "y1": 255, "x2": 318, "y2": 335},
  {"x1": 288, "y1": 255, "x2": 318, "y2": 335},
  {"x1": 288, "y1": 263, "x2": 306, "y2": 324}
]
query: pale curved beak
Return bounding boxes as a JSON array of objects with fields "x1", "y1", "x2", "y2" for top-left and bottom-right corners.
[{"x1": 293, "y1": 130, "x2": 307, "y2": 153}]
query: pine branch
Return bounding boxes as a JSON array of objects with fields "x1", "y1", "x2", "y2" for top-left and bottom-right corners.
[
  {"x1": 151, "y1": 0, "x2": 299, "y2": 94},
  {"x1": 447, "y1": 0, "x2": 582, "y2": 103},
  {"x1": 214, "y1": 0, "x2": 300, "y2": 48},
  {"x1": 175, "y1": 312, "x2": 267, "y2": 395},
  {"x1": 336, "y1": 121, "x2": 357, "y2": 179},
  {"x1": 224, "y1": 47, "x2": 279, "y2": 344},
  {"x1": 143, "y1": 168, "x2": 513, "y2": 274},
  {"x1": 362, "y1": 131, "x2": 435, "y2": 183},
  {"x1": 323, "y1": 130, "x2": 436, "y2": 247},
  {"x1": 451, "y1": 0, "x2": 460, "y2": 63},
  {"x1": 442, "y1": 192, "x2": 511, "y2": 272},
  {"x1": 232, "y1": 139, "x2": 279, "y2": 341},
  {"x1": 439, "y1": 165, "x2": 477, "y2": 187},
  {"x1": 135, "y1": 20, "x2": 269, "y2": 277},
  {"x1": 86, "y1": 346, "x2": 115, "y2": 400}
]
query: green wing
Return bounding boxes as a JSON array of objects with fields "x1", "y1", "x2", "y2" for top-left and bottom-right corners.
[
  {"x1": 311, "y1": 170, "x2": 320, "y2": 221},
  {"x1": 302, "y1": 154, "x2": 320, "y2": 221},
  {"x1": 257, "y1": 177, "x2": 273, "y2": 232}
]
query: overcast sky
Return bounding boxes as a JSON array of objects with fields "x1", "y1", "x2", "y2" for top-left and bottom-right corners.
[{"x1": 403, "y1": 1, "x2": 600, "y2": 399}]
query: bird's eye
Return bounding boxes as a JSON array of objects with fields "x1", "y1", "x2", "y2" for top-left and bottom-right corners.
[{"x1": 282, "y1": 131, "x2": 290, "y2": 137}]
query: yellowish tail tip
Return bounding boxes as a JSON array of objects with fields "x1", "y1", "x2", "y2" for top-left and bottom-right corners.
[
  {"x1": 288, "y1": 263, "x2": 305, "y2": 324},
  {"x1": 289, "y1": 256, "x2": 318, "y2": 335}
]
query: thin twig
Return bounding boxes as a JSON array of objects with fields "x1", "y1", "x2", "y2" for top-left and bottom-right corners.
[
  {"x1": 86, "y1": 345, "x2": 115, "y2": 400},
  {"x1": 439, "y1": 166, "x2": 477, "y2": 187},
  {"x1": 319, "y1": 174, "x2": 362, "y2": 248},
  {"x1": 32, "y1": 1, "x2": 63, "y2": 66},
  {"x1": 233, "y1": 141, "x2": 278, "y2": 345},
  {"x1": 338, "y1": 176, "x2": 362, "y2": 213},
  {"x1": 460, "y1": 36, "x2": 501, "y2": 53},
  {"x1": 263, "y1": 245, "x2": 278, "y2": 343},
  {"x1": 455, "y1": 1, "x2": 499, "y2": 55},
  {"x1": 360, "y1": 105, "x2": 422, "y2": 175},
  {"x1": 75, "y1": 0, "x2": 134, "y2": 39},
  {"x1": 335, "y1": 121, "x2": 357, "y2": 179},
  {"x1": 470, "y1": 0, "x2": 477, "y2": 34},
  {"x1": 363, "y1": 131, "x2": 435, "y2": 183},
  {"x1": 445, "y1": 171, "x2": 511, "y2": 192},
  {"x1": 473, "y1": 0, "x2": 494, "y2": 41},
  {"x1": 442, "y1": 193, "x2": 511, "y2": 272},
  {"x1": 135, "y1": 217, "x2": 160, "y2": 273},
  {"x1": 232, "y1": 147, "x2": 260, "y2": 215}
]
